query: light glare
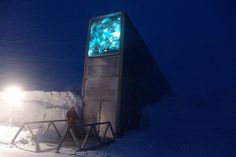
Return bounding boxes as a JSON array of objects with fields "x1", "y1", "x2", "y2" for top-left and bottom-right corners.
[{"x1": 2, "y1": 86, "x2": 24, "y2": 106}]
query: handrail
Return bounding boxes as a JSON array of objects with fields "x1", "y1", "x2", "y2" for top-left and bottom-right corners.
[
  {"x1": 56, "y1": 121, "x2": 115, "y2": 153},
  {"x1": 11, "y1": 120, "x2": 115, "y2": 154},
  {"x1": 11, "y1": 119, "x2": 67, "y2": 144}
]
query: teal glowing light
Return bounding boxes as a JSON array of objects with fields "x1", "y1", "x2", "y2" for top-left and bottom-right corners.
[{"x1": 88, "y1": 13, "x2": 122, "y2": 57}]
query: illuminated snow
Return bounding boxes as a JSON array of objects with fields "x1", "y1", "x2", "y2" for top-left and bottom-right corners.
[{"x1": 0, "y1": 126, "x2": 19, "y2": 144}]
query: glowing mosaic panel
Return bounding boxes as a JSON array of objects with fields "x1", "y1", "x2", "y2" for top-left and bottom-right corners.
[{"x1": 88, "y1": 13, "x2": 121, "y2": 57}]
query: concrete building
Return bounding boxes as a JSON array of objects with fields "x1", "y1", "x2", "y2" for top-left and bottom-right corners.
[{"x1": 82, "y1": 12, "x2": 172, "y2": 136}]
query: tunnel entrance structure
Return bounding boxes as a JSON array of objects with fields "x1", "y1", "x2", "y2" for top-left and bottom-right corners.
[{"x1": 82, "y1": 12, "x2": 172, "y2": 136}]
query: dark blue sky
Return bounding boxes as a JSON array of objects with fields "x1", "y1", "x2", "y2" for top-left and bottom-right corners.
[{"x1": 0, "y1": 0, "x2": 235, "y2": 105}]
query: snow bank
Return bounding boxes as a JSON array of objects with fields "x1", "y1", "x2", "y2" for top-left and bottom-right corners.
[{"x1": 0, "y1": 91, "x2": 82, "y2": 124}]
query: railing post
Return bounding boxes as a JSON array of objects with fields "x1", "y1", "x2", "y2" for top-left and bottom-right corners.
[
  {"x1": 42, "y1": 122, "x2": 51, "y2": 137},
  {"x1": 11, "y1": 123, "x2": 26, "y2": 144},
  {"x1": 108, "y1": 122, "x2": 115, "y2": 138},
  {"x1": 52, "y1": 122, "x2": 61, "y2": 137},
  {"x1": 25, "y1": 124, "x2": 35, "y2": 138},
  {"x1": 80, "y1": 125, "x2": 92, "y2": 150},
  {"x1": 56, "y1": 126, "x2": 69, "y2": 153},
  {"x1": 70, "y1": 127, "x2": 79, "y2": 147},
  {"x1": 101, "y1": 123, "x2": 109, "y2": 142},
  {"x1": 92, "y1": 125, "x2": 100, "y2": 142}
]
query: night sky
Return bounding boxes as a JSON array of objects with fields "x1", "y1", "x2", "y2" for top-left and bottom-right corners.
[{"x1": 0, "y1": 0, "x2": 235, "y2": 105}]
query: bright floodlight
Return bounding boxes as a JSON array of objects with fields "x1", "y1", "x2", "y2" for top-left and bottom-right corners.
[{"x1": 2, "y1": 86, "x2": 24, "y2": 106}]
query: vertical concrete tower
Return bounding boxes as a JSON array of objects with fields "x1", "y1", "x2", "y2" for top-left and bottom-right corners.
[{"x1": 82, "y1": 12, "x2": 172, "y2": 136}]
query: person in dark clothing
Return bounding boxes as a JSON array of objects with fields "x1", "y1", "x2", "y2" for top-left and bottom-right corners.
[
  {"x1": 66, "y1": 106, "x2": 79, "y2": 127},
  {"x1": 66, "y1": 106, "x2": 85, "y2": 138}
]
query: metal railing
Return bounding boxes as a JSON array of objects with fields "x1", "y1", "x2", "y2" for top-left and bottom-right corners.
[
  {"x1": 11, "y1": 119, "x2": 67, "y2": 144},
  {"x1": 11, "y1": 120, "x2": 115, "y2": 154},
  {"x1": 56, "y1": 121, "x2": 115, "y2": 153}
]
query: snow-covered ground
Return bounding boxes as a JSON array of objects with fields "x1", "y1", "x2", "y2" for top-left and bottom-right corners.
[
  {"x1": 0, "y1": 96, "x2": 235, "y2": 157},
  {"x1": 0, "y1": 126, "x2": 235, "y2": 157},
  {"x1": 1, "y1": 125, "x2": 158, "y2": 157}
]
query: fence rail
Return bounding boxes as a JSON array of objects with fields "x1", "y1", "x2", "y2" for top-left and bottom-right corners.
[
  {"x1": 11, "y1": 120, "x2": 115, "y2": 154},
  {"x1": 11, "y1": 119, "x2": 67, "y2": 144},
  {"x1": 56, "y1": 121, "x2": 115, "y2": 153}
]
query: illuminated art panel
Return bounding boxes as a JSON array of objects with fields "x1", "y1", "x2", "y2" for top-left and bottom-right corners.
[{"x1": 88, "y1": 13, "x2": 122, "y2": 57}]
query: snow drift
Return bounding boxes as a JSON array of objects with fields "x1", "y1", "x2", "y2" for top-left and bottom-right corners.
[{"x1": 0, "y1": 91, "x2": 82, "y2": 125}]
